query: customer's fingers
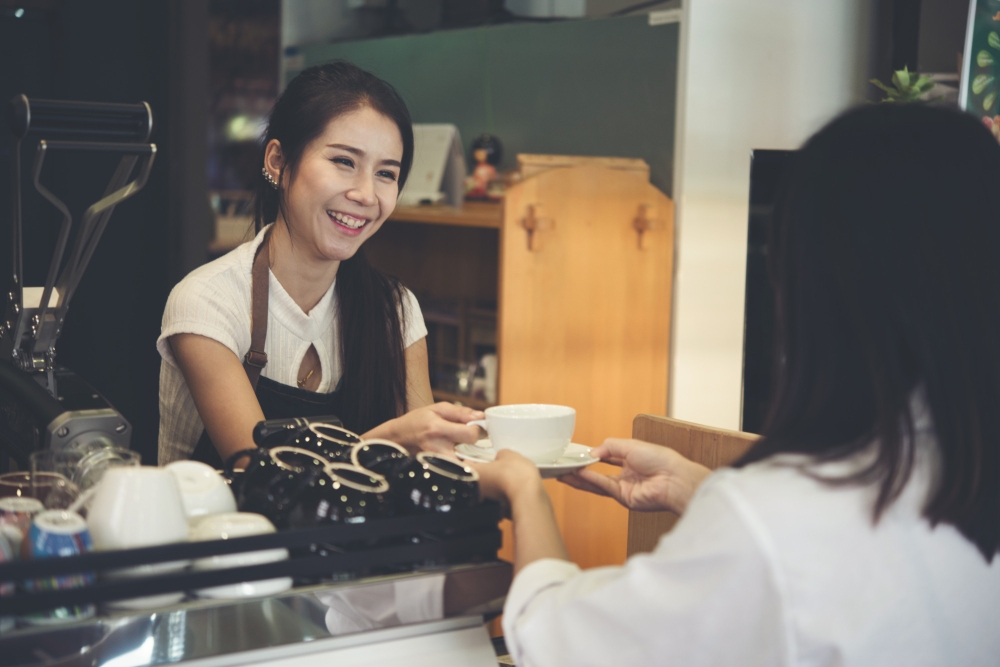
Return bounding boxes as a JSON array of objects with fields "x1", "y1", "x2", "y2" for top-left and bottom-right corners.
[
  {"x1": 559, "y1": 472, "x2": 612, "y2": 497},
  {"x1": 590, "y1": 438, "x2": 641, "y2": 465},
  {"x1": 562, "y1": 469, "x2": 624, "y2": 504}
]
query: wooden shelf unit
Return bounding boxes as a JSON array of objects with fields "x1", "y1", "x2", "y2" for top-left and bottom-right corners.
[
  {"x1": 430, "y1": 390, "x2": 494, "y2": 410},
  {"x1": 388, "y1": 201, "x2": 501, "y2": 228},
  {"x1": 366, "y1": 160, "x2": 675, "y2": 575}
]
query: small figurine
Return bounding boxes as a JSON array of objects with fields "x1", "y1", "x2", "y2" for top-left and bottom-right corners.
[{"x1": 465, "y1": 134, "x2": 502, "y2": 201}]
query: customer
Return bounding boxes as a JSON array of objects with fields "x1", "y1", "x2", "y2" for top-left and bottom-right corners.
[
  {"x1": 473, "y1": 103, "x2": 1000, "y2": 666},
  {"x1": 158, "y1": 61, "x2": 481, "y2": 467}
]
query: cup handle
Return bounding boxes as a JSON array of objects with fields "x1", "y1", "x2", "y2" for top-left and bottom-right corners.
[
  {"x1": 223, "y1": 448, "x2": 261, "y2": 478},
  {"x1": 468, "y1": 419, "x2": 487, "y2": 431}
]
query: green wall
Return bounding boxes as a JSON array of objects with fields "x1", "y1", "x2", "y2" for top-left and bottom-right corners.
[{"x1": 289, "y1": 15, "x2": 679, "y2": 196}]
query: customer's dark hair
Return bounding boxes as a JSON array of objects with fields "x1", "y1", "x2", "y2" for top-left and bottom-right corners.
[
  {"x1": 252, "y1": 61, "x2": 415, "y2": 433},
  {"x1": 736, "y1": 103, "x2": 1000, "y2": 560}
]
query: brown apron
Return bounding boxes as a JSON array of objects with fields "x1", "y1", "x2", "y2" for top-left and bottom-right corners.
[{"x1": 189, "y1": 230, "x2": 343, "y2": 469}]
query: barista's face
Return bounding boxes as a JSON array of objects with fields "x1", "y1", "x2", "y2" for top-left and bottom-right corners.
[{"x1": 266, "y1": 106, "x2": 403, "y2": 262}]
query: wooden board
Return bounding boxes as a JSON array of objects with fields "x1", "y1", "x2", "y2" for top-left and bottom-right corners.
[
  {"x1": 496, "y1": 165, "x2": 674, "y2": 570},
  {"x1": 517, "y1": 154, "x2": 650, "y2": 181},
  {"x1": 627, "y1": 414, "x2": 759, "y2": 556}
]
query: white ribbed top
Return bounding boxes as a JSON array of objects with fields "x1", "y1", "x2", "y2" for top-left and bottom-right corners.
[{"x1": 156, "y1": 225, "x2": 426, "y2": 464}]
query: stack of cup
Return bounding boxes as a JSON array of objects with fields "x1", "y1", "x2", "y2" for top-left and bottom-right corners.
[
  {"x1": 0, "y1": 496, "x2": 45, "y2": 558},
  {"x1": 0, "y1": 486, "x2": 46, "y2": 631},
  {"x1": 190, "y1": 512, "x2": 291, "y2": 600},
  {"x1": 164, "y1": 460, "x2": 237, "y2": 524},
  {"x1": 86, "y1": 466, "x2": 190, "y2": 609},
  {"x1": 21, "y1": 509, "x2": 96, "y2": 625}
]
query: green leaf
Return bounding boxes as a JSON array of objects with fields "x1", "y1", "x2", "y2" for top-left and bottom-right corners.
[
  {"x1": 990, "y1": 31, "x2": 1000, "y2": 50},
  {"x1": 974, "y1": 73, "x2": 995, "y2": 95},
  {"x1": 979, "y1": 49, "x2": 995, "y2": 67},
  {"x1": 893, "y1": 68, "x2": 910, "y2": 88},
  {"x1": 986, "y1": 91, "x2": 996, "y2": 112},
  {"x1": 870, "y1": 79, "x2": 895, "y2": 93}
]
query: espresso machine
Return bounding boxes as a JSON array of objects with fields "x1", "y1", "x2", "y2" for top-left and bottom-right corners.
[{"x1": 0, "y1": 96, "x2": 156, "y2": 469}]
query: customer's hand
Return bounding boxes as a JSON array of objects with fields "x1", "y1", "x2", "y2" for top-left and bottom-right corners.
[
  {"x1": 364, "y1": 402, "x2": 484, "y2": 454},
  {"x1": 467, "y1": 449, "x2": 546, "y2": 520},
  {"x1": 560, "y1": 438, "x2": 711, "y2": 515}
]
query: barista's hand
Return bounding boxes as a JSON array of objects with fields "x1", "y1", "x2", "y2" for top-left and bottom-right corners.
[
  {"x1": 364, "y1": 402, "x2": 484, "y2": 454},
  {"x1": 560, "y1": 438, "x2": 711, "y2": 515}
]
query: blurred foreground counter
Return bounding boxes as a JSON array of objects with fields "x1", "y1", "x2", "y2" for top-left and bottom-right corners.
[{"x1": 0, "y1": 561, "x2": 511, "y2": 667}]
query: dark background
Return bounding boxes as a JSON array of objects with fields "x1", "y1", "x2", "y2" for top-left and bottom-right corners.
[{"x1": 0, "y1": 0, "x2": 209, "y2": 464}]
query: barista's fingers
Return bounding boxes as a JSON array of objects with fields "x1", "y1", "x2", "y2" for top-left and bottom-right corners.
[
  {"x1": 415, "y1": 438, "x2": 456, "y2": 455},
  {"x1": 371, "y1": 405, "x2": 485, "y2": 454},
  {"x1": 425, "y1": 419, "x2": 482, "y2": 447},
  {"x1": 427, "y1": 402, "x2": 485, "y2": 424}
]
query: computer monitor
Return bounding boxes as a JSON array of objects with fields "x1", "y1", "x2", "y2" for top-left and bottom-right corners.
[{"x1": 741, "y1": 149, "x2": 793, "y2": 434}]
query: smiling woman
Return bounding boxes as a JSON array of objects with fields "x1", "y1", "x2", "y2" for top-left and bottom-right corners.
[{"x1": 157, "y1": 61, "x2": 484, "y2": 467}]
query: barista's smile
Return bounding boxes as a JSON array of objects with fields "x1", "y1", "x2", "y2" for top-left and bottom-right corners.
[{"x1": 328, "y1": 209, "x2": 370, "y2": 233}]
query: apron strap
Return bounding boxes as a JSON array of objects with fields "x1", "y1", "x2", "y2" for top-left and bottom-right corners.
[{"x1": 243, "y1": 229, "x2": 271, "y2": 389}]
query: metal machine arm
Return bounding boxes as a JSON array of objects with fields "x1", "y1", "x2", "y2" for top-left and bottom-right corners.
[{"x1": 1, "y1": 96, "x2": 156, "y2": 396}]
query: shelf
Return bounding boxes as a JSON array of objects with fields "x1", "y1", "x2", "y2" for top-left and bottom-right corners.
[
  {"x1": 389, "y1": 201, "x2": 502, "y2": 228},
  {"x1": 423, "y1": 309, "x2": 496, "y2": 327},
  {"x1": 423, "y1": 311, "x2": 462, "y2": 326},
  {"x1": 432, "y1": 390, "x2": 495, "y2": 410}
]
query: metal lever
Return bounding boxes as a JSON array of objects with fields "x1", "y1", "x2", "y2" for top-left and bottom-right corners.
[
  {"x1": 2, "y1": 96, "x2": 156, "y2": 396},
  {"x1": 4, "y1": 140, "x2": 156, "y2": 384},
  {"x1": 38, "y1": 141, "x2": 155, "y2": 349},
  {"x1": 49, "y1": 141, "x2": 157, "y2": 309}
]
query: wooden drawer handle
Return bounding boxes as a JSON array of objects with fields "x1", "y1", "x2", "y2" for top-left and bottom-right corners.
[
  {"x1": 633, "y1": 205, "x2": 662, "y2": 250},
  {"x1": 522, "y1": 205, "x2": 555, "y2": 251}
]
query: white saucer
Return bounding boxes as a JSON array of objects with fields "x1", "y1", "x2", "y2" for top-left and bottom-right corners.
[{"x1": 455, "y1": 441, "x2": 599, "y2": 479}]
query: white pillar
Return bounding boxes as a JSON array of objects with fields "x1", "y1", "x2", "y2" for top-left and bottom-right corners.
[{"x1": 669, "y1": 0, "x2": 875, "y2": 429}]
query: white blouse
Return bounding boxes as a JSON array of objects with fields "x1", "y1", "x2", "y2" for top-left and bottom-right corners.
[
  {"x1": 156, "y1": 225, "x2": 426, "y2": 464},
  {"x1": 503, "y1": 409, "x2": 1000, "y2": 666}
]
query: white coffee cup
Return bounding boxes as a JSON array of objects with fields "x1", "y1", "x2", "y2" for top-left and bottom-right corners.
[
  {"x1": 165, "y1": 460, "x2": 237, "y2": 522},
  {"x1": 190, "y1": 512, "x2": 291, "y2": 599},
  {"x1": 469, "y1": 404, "x2": 576, "y2": 464},
  {"x1": 86, "y1": 466, "x2": 191, "y2": 609},
  {"x1": 87, "y1": 466, "x2": 190, "y2": 550}
]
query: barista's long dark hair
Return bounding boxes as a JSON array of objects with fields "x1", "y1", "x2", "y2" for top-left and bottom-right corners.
[
  {"x1": 736, "y1": 103, "x2": 1000, "y2": 560},
  {"x1": 252, "y1": 61, "x2": 415, "y2": 434}
]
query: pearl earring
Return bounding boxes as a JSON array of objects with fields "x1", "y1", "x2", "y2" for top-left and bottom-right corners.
[{"x1": 262, "y1": 167, "x2": 279, "y2": 189}]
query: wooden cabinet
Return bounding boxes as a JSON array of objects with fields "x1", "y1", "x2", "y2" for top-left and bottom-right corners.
[{"x1": 367, "y1": 159, "x2": 674, "y2": 570}]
